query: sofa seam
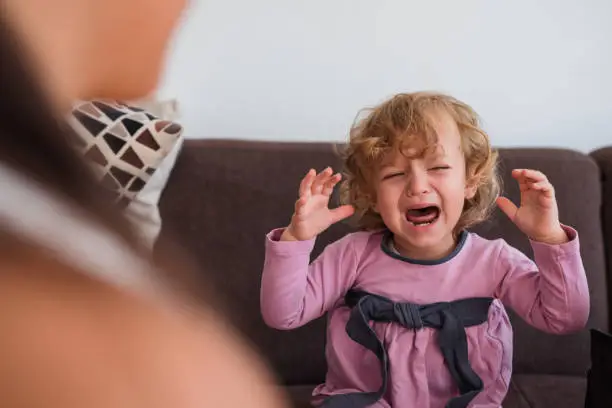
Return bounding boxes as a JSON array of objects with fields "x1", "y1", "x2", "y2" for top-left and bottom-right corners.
[{"x1": 510, "y1": 379, "x2": 533, "y2": 408}]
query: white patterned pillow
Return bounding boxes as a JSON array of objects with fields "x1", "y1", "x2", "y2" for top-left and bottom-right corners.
[{"x1": 68, "y1": 100, "x2": 183, "y2": 248}]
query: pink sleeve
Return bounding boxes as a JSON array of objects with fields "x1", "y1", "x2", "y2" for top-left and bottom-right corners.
[
  {"x1": 494, "y1": 224, "x2": 590, "y2": 334},
  {"x1": 260, "y1": 228, "x2": 359, "y2": 330}
]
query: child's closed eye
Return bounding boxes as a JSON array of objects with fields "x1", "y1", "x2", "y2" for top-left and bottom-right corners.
[
  {"x1": 382, "y1": 172, "x2": 405, "y2": 180},
  {"x1": 429, "y1": 166, "x2": 451, "y2": 171}
]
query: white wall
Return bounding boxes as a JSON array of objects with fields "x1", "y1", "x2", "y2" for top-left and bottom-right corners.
[{"x1": 158, "y1": 0, "x2": 612, "y2": 152}]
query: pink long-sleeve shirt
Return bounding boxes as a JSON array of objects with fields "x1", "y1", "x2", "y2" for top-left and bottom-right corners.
[{"x1": 261, "y1": 226, "x2": 589, "y2": 408}]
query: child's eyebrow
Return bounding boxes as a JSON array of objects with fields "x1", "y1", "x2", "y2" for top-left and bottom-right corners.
[
  {"x1": 426, "y1": 146, "x2": 449, "y2": 160},
  {"x1": 378, "y1": 155, "x2": 400, "y2": 168},
  {"x1": 378, "y1": 164, "x2": 398, "y2": 172}
]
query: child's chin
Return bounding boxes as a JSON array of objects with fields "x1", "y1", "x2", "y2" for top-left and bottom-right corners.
[{"x1": 404, "y1": 227, "x2": 449, "y2": 246}]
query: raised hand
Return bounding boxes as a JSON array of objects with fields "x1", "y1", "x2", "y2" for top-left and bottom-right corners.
[
  {"x1": 496, "y1": 169, "x2": 567, "y2": 244},
  {"x1": 281, "y1": 167, "x2": 355, "y2": 241}
]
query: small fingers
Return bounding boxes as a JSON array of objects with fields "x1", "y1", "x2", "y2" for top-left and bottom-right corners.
[
  {"x1": 496, "y1": 196, "x2": 518, "y2": 222},
  {"x1": 294, "y1": 195, "x2": 308, "y2": 215},
  {"x1": 513, "y1": 169, "x2": 548, "y2": 183},
  {"x1": 299, "y1": 169, "x2": 316, "y2": 198},
  {"x1": 322, "y1": 173, "x2": 343, "y2": 196},
  {"x1": 329, "y1": 204, "x2": 355, "y2": 224},
  {"x1": 513, "y1": 168, "x2": 554, "y2": 195},
  {"x1": 311, "y1": 167, "x2": 334, "y2": 194},
  {"x1": 528, "y1": 180, "x2": 554, "y2": 196}
]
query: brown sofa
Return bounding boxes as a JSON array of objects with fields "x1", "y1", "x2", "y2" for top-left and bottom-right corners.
[{"x1": 158, "y1": 140, "x2": 612, "y2": 408}]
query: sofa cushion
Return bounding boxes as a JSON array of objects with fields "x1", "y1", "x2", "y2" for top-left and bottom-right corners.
[
  {"x1": 284, "y1": 375, "x2": 584, "y2": 408},
  {"x1": 159, "y1": 141, "x2": 348, "y2": 385},
  {"x1": 284, "y1": 379, "x2": 542, "y2": 408},
  {"x1": 286, "y1": 386, "x2": 317, "y2": 408},
  {"x1": 470, "y1": 148, "x2": 608, "y2": 376},
  {"x1": 590, "y1": 147, "x2": 612, "y2": 329},
  {"x1": 511, "y1": 374, "x2": 586, "y2": 408},
  {"x1": 158, "y1": 141, "x2": 607, "y2": 384}
]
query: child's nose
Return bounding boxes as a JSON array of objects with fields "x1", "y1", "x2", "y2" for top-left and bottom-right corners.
[{"x1": 404, "y1": 173, "x2": 430, "y2": 197}]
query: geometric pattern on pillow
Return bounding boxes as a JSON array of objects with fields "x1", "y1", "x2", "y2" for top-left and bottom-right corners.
[
  {"x1": 123, "y1": 136, "x2": 184, "y2": 249},
  {"x1": 68, "y1": 100, "x2": 183, "y2": 208}
]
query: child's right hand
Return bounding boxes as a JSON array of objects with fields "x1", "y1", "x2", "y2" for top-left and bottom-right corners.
[{"x1": 281, "y1": 168, "x2": 355, "y2": 241}]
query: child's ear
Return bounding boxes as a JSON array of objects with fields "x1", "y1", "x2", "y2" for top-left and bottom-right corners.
[
  {"x1": 367, "y1": 189, "x2": 379, "y2": 213},
  {"x1": 372, "y1": 201, "x2": 380, "y2": 213},
  {"x1": 465, "y1": 178, "x2": 478, "y2": 200}
]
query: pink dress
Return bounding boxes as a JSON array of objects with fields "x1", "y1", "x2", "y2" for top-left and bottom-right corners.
[{"x1": 260, "y1": 226, "x2": 589, "y2": 407}]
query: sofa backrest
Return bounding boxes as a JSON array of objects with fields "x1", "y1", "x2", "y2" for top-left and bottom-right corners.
[
  {"x1": 158, "y1": 140, "x2": 608, "y2": 384},
  {"x1": 590, "y1": 146, "x2": 612, "y2": 329}
]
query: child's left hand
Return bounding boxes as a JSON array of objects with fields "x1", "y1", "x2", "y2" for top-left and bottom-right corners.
[{"x1": 496, "y1": 169, "x2": 568, "y2": 244}]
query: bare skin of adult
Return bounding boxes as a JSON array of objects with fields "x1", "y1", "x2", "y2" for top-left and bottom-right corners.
[{"x1": 0, "y1": 0, "x2": 288, "y2": 406}]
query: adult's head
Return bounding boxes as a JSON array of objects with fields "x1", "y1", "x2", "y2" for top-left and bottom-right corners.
[{"x1": 0, "y1": 1, "x2": 288, "y2": 406}]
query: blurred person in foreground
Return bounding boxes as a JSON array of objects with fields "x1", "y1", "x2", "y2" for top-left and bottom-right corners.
[{"x1": 0, "y1": 0, "x2": 287, "y2": 407}]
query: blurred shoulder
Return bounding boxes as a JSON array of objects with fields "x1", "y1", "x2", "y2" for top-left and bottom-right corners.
[{"x1": 0, "y1": 230, "x2": 288, "y2": 408}]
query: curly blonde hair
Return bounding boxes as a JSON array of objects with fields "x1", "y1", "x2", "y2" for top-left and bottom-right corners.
[{"x1": 339, "y1": 92, "x2": 500, "y2": 232}]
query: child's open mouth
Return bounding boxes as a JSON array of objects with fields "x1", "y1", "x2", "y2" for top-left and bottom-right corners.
[{"x1": 405, "y1": 206, "x2": 440, "y2": 227}]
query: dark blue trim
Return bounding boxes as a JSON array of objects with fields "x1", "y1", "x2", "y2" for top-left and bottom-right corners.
[{"x1": 381, "y1": 229, "x2": 468, "y2": 265}]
